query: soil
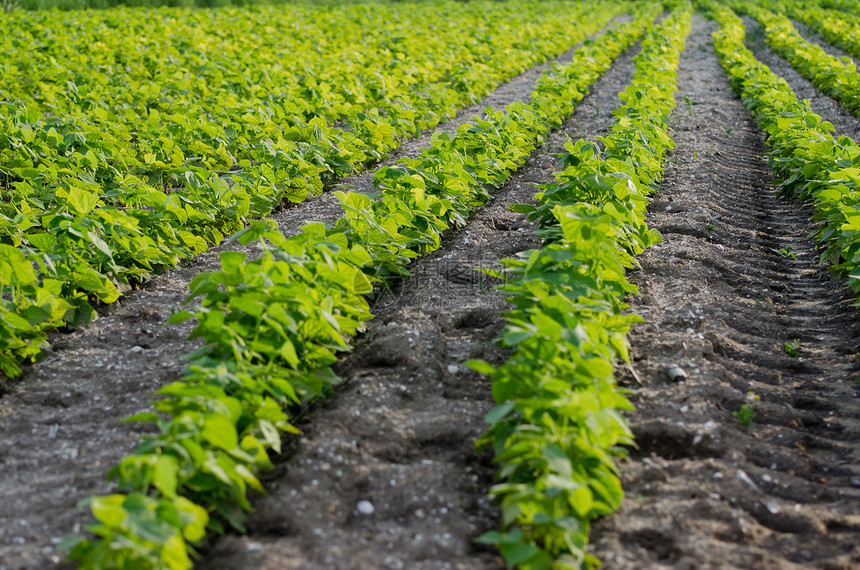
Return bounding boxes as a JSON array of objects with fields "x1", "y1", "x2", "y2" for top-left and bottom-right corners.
[
  {"x1": 2, "y1": 11, "x2": 860, "y2": 570},
  {"x1": 591, "y1": 16, "x2": 860, "y2": 569}
]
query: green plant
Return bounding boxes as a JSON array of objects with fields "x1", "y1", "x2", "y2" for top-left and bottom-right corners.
[
  {"x1": 709, "y1": 3, "x2": 860, "y2": 300},
  {"x1": 0, "y1": 0, "x2": 624, "y2": 379},
  {"x1": 66, "y1": 4, "x2": 646, "y2": 568},
  {"x1": 741, "y1": 3, "x2": 860, "y2": 116},
  {"x1": 470, "y1": 7, "x2": 690, "y2": 568},
  {"x1": 684, "y1": 94, "x2": 694, "y2": 116},
  {"x1": 784, "y1": 339, "x2": 802, "y2": 358},
  {"x1": 775, "y1": 246, "x2": 798, "y2": 258},
  {"x1": 733, "y1": 403, "x2": 754, "y2": 429}
]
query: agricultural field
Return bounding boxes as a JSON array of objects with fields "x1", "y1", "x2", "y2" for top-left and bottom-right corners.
[{"x1": 1, "y1": 0, "x2": 859, "y2": 568}]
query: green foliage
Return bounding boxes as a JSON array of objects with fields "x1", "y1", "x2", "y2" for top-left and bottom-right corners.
[
  {"x1": 65, "y1": 3, "x2": 642, "y2": 568},
  {"x1": 775, "y1": 246, "x2": 797, "y2": 258},
  {"x1": 470, "y1": 7, "x2": 691, "y2": 568},
  {"x1": 733, "y1": 403, "x2": 754, "y2": 429},
  {"x1": 786, "y1": 0, "x2": 860, "y2": 61},
  {"x1": 0, "y1": 0, "x2": 622, "y2": 378},
  {"x1": 6, "y1": 0, "x2": 404, "y2": 9},
  {"x1": 708, "y1": 4, "x2": 860, "y2": 298},
  {"x1": 784, "y1": 338, "x2": 803, "y2": 357},
  {"x1": 738, "y1": 3, "x2": 860, "y2": 116}
]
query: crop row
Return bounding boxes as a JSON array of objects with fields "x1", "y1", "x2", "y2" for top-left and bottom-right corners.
[
  {"x1": 470, "y1": 5, "x2": 691, "y2": 569},
  {"x1": 819, "y1": 0, "x2": 860, "y2": 14},
  {"x1": 735, "y1": 2, "x2": 860, "y2": 117},
  {"x1": 784, "y1": 0, "x2": 860, "y2": 60},
  {"x1": 707, "y1": 3, "x2": 860, "y2": 295},
  {"x1": 0, "y1": 1, "x2": 622, "y2": 378},
  {"x1": 63, "y1": 6, "x2": 663, "y2": 569}
]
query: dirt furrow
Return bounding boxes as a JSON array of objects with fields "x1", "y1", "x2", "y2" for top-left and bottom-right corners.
[
  {"x1": 195, "y1": 38, "x2": 645, "y2": 570},
  {"x1": 591, "y1": 15, "x2": 860, "y2": 569},
  {"x1": 0, "y1": 19, "x2": 633, "y2": 569},
  {"x1": 743, "y1": 16, "x2": 860, "y2": 142}
]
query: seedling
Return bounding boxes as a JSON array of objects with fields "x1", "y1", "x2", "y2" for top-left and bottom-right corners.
[
  {"x1": 684, "y1": 94, "x2": 694, "y2": 116},
  {"x1": 774, "y1": 246, "x2": 797, "y2": 258},
  {"x1": 852, "y1": 376, "x2": 860, "y2": 387},
  {"x1": 733, "y1": 404, "x2": 754, "y2": 429},
  {"x1": 784, "y1": 339, "x2": 802, "y2": 358},
  {"x1": 704, "y1": 223, "x2": 715, "y2": 232}
]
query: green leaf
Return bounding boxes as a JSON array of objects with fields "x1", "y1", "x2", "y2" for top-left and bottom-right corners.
[
  {"x1": 67, "y1": 187, "x2": 100, "y2": 217},
  {"x1": 167, "y1": 311, "x2": 194, "y2": 324},
  {"x1": 501, "y1": 542, "x2": 541, "y2": 566},
  {"x1": 542, "y1": 444, "x2": 573, "y2": 478},
  {"x1": 465, "y1": 359, "x2": 496, "y2": 375},
  {"x1": 90, "y1": 495, "x2": 127, "y2": 528},
  {"x1": 154, "y1": 455, "x2": 179, "y2": 498},
  {"x1": 0, "y1": 244, "x2": 37, "y2": 287},
  {"x1": 201, "y1": 415, "x2": 239, "y2": 452},
  {"x1": 484, "y1": 401, "x2": 515, "y2": 425}
]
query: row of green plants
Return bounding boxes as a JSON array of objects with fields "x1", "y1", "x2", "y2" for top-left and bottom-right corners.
[
  {"x1": 708, "y1": 4, "x2": 860, "y2": 295},
  {"x1": 470, "y1": 6, "x2": 691, "y2": 569},
  {"x1": 736, "y1": 2, "x2": 860, "y2": 116},
  {"x1": 2, "y1": 0, "x2": 454, "y2": 12},
  {"x1": 0, "y1": 1, "x2": 621, "y2": 378},
  {"x1": 818, "y1": 0, "x2": 860, "y2": 13},
  {"x1": 3, "y1": 0, "x2": 307, "y2": 11},
  {"x1": 782, "y1": 0, "x2": 860, "y2": 60},
  {"x1": 63, "y1": 6, "x2": 663, "y2": 569}
]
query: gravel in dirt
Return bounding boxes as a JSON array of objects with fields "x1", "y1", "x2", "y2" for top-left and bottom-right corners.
[
  {"x1": 195, "y1": 35, "x2": 645, "y2": 570},
  {"x1": 591, "y1": 15, "x2": 860, "y2": 569},
  {"x1": 0, "y1": 19, "x2": 631, "y2": 570}
]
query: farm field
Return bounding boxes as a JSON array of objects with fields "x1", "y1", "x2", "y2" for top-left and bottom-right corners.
[{"x1": 1, "y1": 0, "x2": 860, "y2": 569}]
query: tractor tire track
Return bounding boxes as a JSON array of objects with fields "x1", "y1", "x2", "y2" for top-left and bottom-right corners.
[{"x1": 591, "y1": 16, "x2": 860, "y2": 569}]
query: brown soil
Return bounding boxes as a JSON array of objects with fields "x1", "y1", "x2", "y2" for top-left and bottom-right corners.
[
  {"x1": 3, "y1": 12, "x2": 860, "y2": 570},
  {"x1": 591, "y1": 16, "x2": 860, "y2": 569}
]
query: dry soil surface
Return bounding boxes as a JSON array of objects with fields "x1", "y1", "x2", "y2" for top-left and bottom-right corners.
[{"x1": 591, "y1": 16, "x2": 860, "y2": 570}]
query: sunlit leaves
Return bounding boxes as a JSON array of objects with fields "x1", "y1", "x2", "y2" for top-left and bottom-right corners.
[{"x1": 472, "y1": 8, "x2": 691, "y2": 568}]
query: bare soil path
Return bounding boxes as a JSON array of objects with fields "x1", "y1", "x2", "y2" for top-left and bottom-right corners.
[{"x1": 591, "y1": 15, "x2": 860, "y2": 569}]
